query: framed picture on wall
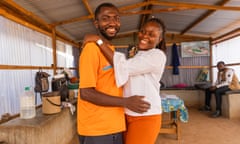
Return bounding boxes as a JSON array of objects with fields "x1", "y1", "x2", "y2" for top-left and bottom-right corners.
[{"x1": 181, "y1": 41, "x2": 210, "y2": 57}]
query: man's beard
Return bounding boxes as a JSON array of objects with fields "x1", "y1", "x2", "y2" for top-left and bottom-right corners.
[
  {"x1": 219, "y1": 68, "x2": 225, "y2": 72},
  {"x1": 99, "y1": 27, "x2": 120, "y2": 40}
]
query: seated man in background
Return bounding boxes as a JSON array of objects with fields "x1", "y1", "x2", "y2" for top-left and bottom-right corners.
[{"x1": 199, "y1": 61, "x2": 240, "y2": 118}]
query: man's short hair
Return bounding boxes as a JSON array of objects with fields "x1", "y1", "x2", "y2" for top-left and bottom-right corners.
[
  {"x1": 94, "y1": 3, "x2": 118, "y2": 20},
  {"x1": 217, "y1": 61, "x2": 225, "y2": 66}
]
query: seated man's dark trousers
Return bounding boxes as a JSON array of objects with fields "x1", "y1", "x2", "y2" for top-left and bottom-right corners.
[{"x1": 205, "y1": 86, "x2": 230, "y2": 112}]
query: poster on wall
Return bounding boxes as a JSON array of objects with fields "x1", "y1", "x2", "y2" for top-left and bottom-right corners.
[{"x1": 181, "y1": 41, "x2": 210, "y2": 57}]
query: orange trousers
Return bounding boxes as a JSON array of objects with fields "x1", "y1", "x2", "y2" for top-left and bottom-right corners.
[{"x1": 124, "y1": 114, "x2": 162, "y2": 144}]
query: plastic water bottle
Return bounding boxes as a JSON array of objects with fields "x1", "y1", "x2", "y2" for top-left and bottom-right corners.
[{"x1": 20, "y1": 86, "x2": 36, "y2": 119}]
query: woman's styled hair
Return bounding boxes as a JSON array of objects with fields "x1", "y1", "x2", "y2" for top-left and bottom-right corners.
[{"x1": 146, "y1": 17, "x2": 167, "y2": 53}]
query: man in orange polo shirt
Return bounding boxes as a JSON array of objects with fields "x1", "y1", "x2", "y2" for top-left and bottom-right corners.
[{"x1": 77, "y1": 3, "x2": 150, "y2": 144}]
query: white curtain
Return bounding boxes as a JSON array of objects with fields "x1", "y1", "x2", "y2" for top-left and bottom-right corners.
[{"x1": 0, "y1": 16, "x2": 75, "y2": 118}]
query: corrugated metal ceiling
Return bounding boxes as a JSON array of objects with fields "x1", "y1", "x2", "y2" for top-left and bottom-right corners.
[{"x1": 4, "y1": 0, "x2": 240, "y2": 43}]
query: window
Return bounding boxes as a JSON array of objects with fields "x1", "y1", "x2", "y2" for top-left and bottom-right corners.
[{"x1": 212, "y1": 36, "x2": 240, "y2": 82}]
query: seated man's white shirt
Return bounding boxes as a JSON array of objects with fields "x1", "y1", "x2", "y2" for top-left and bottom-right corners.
[
  {"x1": 113, "y1": 48, "x2": 166, "y2": 116},
  {"x1": 215, "y1": 68, "x2": 234, "y2": 88}
]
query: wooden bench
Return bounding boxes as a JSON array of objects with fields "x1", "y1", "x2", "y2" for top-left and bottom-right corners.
[
  {"x1": 223, "y1": 91, "x2": 240, "y2": 119},
  {"x1": 199, "y1": 90, "x2": 240, "y2": 119},
  {"x1": 161, "y1": 88, "x2": 240, "y2": 119},
  {"x1": 161, "y1": 88, "x2": 202, "y2": 107},
  {"x1": 0, "y1": 107, "x2": 77, "y2": 144}
]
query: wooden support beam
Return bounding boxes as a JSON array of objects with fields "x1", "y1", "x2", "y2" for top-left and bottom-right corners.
[
  {"x1": 51, "y1": 15, "x2": 93, "y2": 26},
  {"x1": 51, "y1": 1, "x2": 240, "y2": 27},
  {"x1": 82, "y1": 0, "x2": 94, "y2": 17},
  {"x1": 138, "y1": 0, "x2": 152, "y2": 31},
  {"x1": 52, "y1": 28, "x2": 57, "y2": 75},
  {"x1": 180, "y1": 0, "x2": 230, "y2": 35},
  {"x1": 114, "y1": 43, "x2": 180, "y2": 48},
  {"x1": 0, "y1": 0, "x2": 49, "y2": 30},
  {"x1": 5, "y1": 63, "x2": 238, "y2": 70},
  {"x1": 150, "y1": 1, "x2": 240, "y2": 11},
  {"x1": 119, "y1": 1, "x2": 150, "y2": 11},
  {"x1": 210, "y1": 43, "x2": 213, "y2": 81},
  {"x1": 166, "y1": 33, "x2": 211, "y2": 43},
  {"x1": 52, "y1": 7, "x2": 191, "y2": 28},
  {"x1": 0, "y1": 65, "x2": 76, "y2": 70},
  {"x1": 120, "y1": 1, "x2": 240, "y2": 11},
  {"x1": 0, "y1": 8, "x2": 50, "y2": 36},
  {"x1": 114, "y1": 31, "x2": 210, "y2": 44},
  {"x1": 212, "y1": 28, "x2": 240, "y2": 44},
  {"x1": 0, "y1": 65, "x2": 53, "y2": 70},
  {"x1": 165, "y1": 65, "x2": 210, "y2": 69},
  {"x1": 0, "y1": 8, "x2": 79, "y2": 48},
  {"x1": 121, "y1": 7, "x2": 193, "y2": 16}
]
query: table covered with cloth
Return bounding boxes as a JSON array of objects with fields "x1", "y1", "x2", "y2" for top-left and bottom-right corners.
[{"x1": 161, "y1": 97, "x2": 188, "y2": 123}]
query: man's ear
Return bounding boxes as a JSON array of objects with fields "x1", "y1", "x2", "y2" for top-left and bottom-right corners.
[{"x1": 94, "y1": 20, "x2": 99, "y2": 29}]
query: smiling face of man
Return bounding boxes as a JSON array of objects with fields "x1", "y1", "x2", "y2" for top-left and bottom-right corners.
[
  {"x1": 94, "y1": 6, "x2": 120, "y2": 40},
  {"x1": 217, "y1": 62, "x2": 225, "y2": 72}
]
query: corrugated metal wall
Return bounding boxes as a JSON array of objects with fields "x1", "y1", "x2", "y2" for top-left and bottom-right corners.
[
  {"x1": 162, "y1": 44, "x2": 210, "y2": 87},
  {"x1": 0, "y1": 16, "x2": 76, "y2": 117}
]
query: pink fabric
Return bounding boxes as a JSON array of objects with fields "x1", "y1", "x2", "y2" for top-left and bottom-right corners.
[{"x1": 173, "y1": 83, "x2": 188, "y2": 88}]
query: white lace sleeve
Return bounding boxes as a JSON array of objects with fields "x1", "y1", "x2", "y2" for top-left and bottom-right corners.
[{"x1": 113, "y1": 52, "x2": 129, "y2": 87}]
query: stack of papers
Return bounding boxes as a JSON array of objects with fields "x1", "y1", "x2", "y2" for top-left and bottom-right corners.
[
  {"x1": 166, "y1": 95, "x2": 179, "y2": 99},
  {"x1": 160, "y1": 93, "x2": 179, "y2": 99}
]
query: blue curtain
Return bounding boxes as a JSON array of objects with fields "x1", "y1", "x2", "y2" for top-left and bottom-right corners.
[{"x1": 171, "y1": 43, "x2": 180, "y2": 75}]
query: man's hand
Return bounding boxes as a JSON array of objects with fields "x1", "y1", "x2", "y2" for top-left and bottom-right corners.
[
  {"x1": 210, "y1": 86, "x2": 216, "y2": 91},
  {"x1": 124, "y1": 96, "x2": 151, "y2": 114}
]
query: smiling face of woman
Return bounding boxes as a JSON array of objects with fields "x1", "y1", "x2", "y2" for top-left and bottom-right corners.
[{"x1": 137, "y1": 21, "x2": 162, "y2": 51}]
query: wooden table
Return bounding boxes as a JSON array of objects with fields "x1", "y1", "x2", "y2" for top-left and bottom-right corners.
[{"x1": 160, "y1": 98, "x2": 188, "y2": 141}]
